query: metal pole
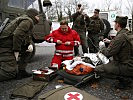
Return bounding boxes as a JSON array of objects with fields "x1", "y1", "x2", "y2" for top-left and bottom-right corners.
[
  {"x1": 38, "y1": 0, "x2": 43, "y2": 13},
  {"x1": 132, "y1": 7, "x2": 133, "y2": 34}
]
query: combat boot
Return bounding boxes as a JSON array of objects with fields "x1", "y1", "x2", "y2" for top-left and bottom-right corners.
[{"x1": 16, "y1": 70, "x2": 32, "y2": 80}]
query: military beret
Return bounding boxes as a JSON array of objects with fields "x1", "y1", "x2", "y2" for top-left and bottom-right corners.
[
  {"x1": 114, "y1": 16, "x2": 128, "y2": 25},
  {"x1": 94, "y1": 9, "x2": 100, "y2": 13}
]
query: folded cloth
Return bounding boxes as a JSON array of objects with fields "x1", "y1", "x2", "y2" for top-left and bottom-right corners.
[{"x1": 10, "y1": 81, "x2": 48, "y2": 99}]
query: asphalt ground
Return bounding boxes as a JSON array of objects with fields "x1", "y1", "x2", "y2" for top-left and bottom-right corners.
[{"x1": 0, "y1": 44, "x2": 133, "y2": 100}]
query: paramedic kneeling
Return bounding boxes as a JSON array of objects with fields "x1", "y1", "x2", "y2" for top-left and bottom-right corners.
[
  {"x1": 94, "y1": 16, "x2": 133, "y2": 89},
  {"x1": 44, "y1": 20, "x2": 80, "y2": 69}
]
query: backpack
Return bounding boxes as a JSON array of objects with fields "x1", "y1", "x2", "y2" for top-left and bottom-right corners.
[
  {"x1": 123, "y1": 31, "x2": 133, "y2": 56},
  {"x1": 0, "y1": 18, "x2": 10, "y2": 34},
  {"x1": 87, "y1": 17, "x2": 102, "y2": 33},
  {"x1": 38, "y1": 85, "x2": 100, "y2": 100},
  {"x1": 0, "y1": 15, "x2": 33, "y2": 39},
  {"x1": 72, "y1": 14, "x2": 86, "y2": 30}
]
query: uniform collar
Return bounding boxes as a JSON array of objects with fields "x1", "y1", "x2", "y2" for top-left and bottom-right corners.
[
  {"x1": 91, "y1": 16, "x2": 100, "y2": 19},
  {"x1": 117, "y1": 28, "x2": 128, "y2": 35}
]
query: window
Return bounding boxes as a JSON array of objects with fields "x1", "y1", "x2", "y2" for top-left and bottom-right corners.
[
  {"x1": 8, "y1": 0, "x2": 36, "y2": 9},
  {"x1": 27, "y1": 0, "x2": 39, "y2": 11},
  {"x1": 8, "y1": 0, "x2": 25, "y2": 9}
]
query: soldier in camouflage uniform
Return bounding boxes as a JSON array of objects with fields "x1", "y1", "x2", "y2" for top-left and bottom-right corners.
[
  {"x1": 87, "y1": 9, "x2": 104, "y2": 53},
  {"x1": 0, "y1": 8, "x2": 39, "y2": 81},
  {"x1": 72, "y1": 4, "x2": 90, "y2": 56},
  {"x1": 95, "y1": 16, "x2": 133, "y2": 89}
]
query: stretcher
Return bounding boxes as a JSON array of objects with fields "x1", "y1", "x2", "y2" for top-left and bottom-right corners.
[
  {"x1": 57, "y1": 53, "x2": 109, "y2": 87},
  {"x1": 57, "y1": 70, "x2": 99, "y2": 87}
]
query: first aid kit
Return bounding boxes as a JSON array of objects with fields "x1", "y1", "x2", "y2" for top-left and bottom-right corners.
[{"x1": 32, "y1": 68, "x2": 57, "y2": 82}]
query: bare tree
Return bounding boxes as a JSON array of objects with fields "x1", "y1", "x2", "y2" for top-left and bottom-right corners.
[
  {"x1": 63, "y1": 0, "x2": 79, "y2": 22},
  {"x1": 68, "y1": 0, "x2": 83, "y2": 12},
  {"x1": 124, "y1": 0, "x2": 133, "y2": 31},
  {"x1": 131, "y1": 3, "x2": 133, "y2": 32},
  {"x1": 125, "y1": 3, "x2": 132, "y2": 15},
  {"x1": 46, "y1": 0, "x2": 79, "y2": 22},
  {"x1": 64, "y1": 3, "x2": 73, "y2": 22},
  {"x1": 105, "y1": 0, "x2": 112, "y2": 10},
  {"x1": 46, "y1": 6, "x2": 57, "y2": 21},
  {"x1": 54, "y1": 0, "x2": 63, "y2": 21},
  {"x1": 63, "y1": 0, "x2": 91, "y2": 22},
  {"x1": 114, "y1": 0, "x2": 122, "y2": 11},
  {"x1": 81, "y1": 1, "x2": 91, "y2": 13},
  {"x1": 63, "y1": 0, "x2": 80, "y2": 22}
]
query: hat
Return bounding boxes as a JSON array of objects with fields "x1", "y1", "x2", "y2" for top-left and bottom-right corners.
[
  {"x1": 26, "y1": 8, "x2": 39, "y2": 24},
  {"x1": 114, "y1": 16, "x2": 128, "y2": 25},
  {"x1": 26, "y1": 8, "x2": 39, "y2": 17},
  {"x1": 94, "y1": 9, "x2": 100, "y2": 13}
]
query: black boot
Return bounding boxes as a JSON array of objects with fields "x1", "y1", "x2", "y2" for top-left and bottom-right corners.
[{"x1": 16, "y1": 70, "x2": 32, "y2": 80}]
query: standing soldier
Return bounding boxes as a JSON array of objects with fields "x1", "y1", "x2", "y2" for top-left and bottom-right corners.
[
  {"x1": 95, "y1": 16, "x2": 133, "y2": 89},
  {"x1": 72, "y1": 4, "x2": 90, "y2": 56},
  {"x1": 0, "y1": 8, "x2": 40, "y2": 81},
  {"x1": 87, "y1": 9, "x2": 104, "y2": 53}
]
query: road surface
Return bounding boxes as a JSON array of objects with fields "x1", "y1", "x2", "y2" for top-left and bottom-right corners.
[{"x1": 0, "y1": 44, "x2": 133, "y2": 100}]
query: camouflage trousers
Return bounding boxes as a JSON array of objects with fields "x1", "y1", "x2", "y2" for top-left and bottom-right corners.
[
  {"x1": 95, "y1": 60, "x2": 133, "y2": 78},
  {"x1": 74, "y1": 30, "x2": 88, "y2": 55},
  {"x1": 0, "y1": 51, "x2": 28, "y2": 81},
  {"x1": 0, "y1": 52, "x2": 18, "y2": 81},
  {"x1": 87, "y1": 33, "x2": 99, "y2": 53}
]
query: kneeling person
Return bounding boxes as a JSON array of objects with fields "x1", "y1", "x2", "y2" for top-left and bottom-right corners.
[
  {"x1": 45, "y1": 20, "x2": 80, "y2": 69},
  {"x1": 0, "y1": 8, "x2": 40, "y2": 81},
  {"x1": 95, "y1": 16, "x2": 133, "y2": 89}
]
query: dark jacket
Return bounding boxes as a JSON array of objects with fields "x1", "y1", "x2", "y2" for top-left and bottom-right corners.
[
  {"x1": 72, "y1": 12, "x2": 90, "y2": 31},
  {"x1": 87, "y1": 16, "x2": 104, "y2": 34},
  {"x1": 101, "y1": 28, "x2": 133, "y2": 66},
  {"x1": 0, "y1": 13, "x2": 37, "y2": 81},
  {"x1": 0, "y1": 15, "x2": 34, "y2": 52}
]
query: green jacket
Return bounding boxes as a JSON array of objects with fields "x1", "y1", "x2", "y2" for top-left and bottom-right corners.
[
  {"x1": 0, "y1": 15, "x2": 34, "y2": 52},
  {"x1": 87, "y1": 16, "x2": 104, "y2": 34},
  {"x1": 101, "y1": 28, "x2": 133, "y2": 66},
  {"x1": 72, "y1": 12, "x2": 90, "y2": 32}
]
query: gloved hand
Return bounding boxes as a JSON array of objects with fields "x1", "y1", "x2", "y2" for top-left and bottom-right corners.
[
  {"x1": 14, "y1": 52, "x2": 19, "y2": 61},
  {"x1": 26, "y1": 44, "x2": 33, "y2": 52},
  {"x1": 99, "y1": 41, "x2": 105, "y2": 50},
  {"x1": 65, "y1": 41, "x2": 71, "y2": 46},
  {"x1": 57, "y1": 40, "x2": 62, "y2": 45}
]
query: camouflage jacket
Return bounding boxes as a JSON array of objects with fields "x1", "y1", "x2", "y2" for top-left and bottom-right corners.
[
  {"x1": 87, "y1": 16, "x2": 104, "y2": 34},
  {"x1": 72, "y1": 12, "x2": 90, "y2": 31},
  {"x1": 101, "y1": 28, "x2": 133, "y2": 66},
  {"x1": 0, "y1": 15, "x2": 34, "y2": 52}
]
